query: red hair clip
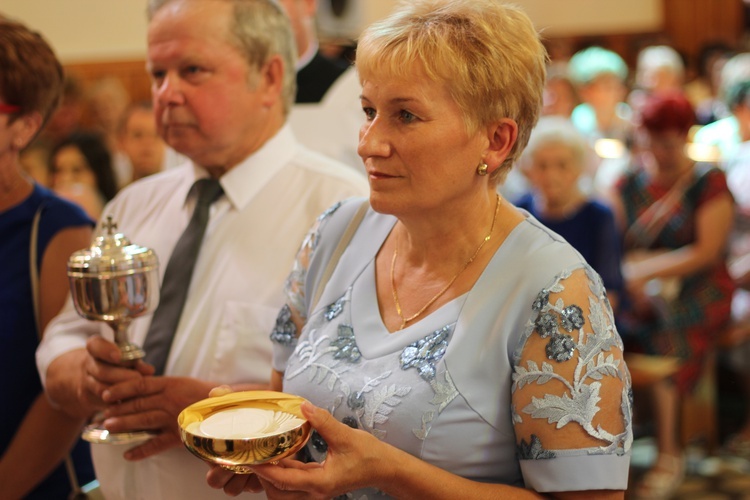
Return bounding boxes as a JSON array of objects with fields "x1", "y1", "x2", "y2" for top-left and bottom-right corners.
[{"x1": 0, "y1": 103, "x2": 21, "y2": 114}]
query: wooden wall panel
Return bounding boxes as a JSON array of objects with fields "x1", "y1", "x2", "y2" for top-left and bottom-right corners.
[
  {"x1": 663, "y1": 0, "x2": 745, "y2": 71},
  {"x1": 64, "y1": 59, "x2": 152, "y2": 104}
]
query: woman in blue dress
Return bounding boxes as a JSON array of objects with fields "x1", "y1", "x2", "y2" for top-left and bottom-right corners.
[{"x1": 0, "y1": 18, "x2": 95, "y2": 499}]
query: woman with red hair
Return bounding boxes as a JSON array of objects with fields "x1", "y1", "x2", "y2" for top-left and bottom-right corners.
[{"x1": 611, "y1": 91, "x2": 735, "y2": 499}]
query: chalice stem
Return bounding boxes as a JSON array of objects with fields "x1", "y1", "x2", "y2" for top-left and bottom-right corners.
[{"x1": 112, "y1": 320, "x2": 145, "y2": 363}]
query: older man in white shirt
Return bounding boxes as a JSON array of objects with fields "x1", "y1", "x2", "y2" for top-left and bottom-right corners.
[{"x1": 36, "y1": 1, "x2": 367, "y2": 499}]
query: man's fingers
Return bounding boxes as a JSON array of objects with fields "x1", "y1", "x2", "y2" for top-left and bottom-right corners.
[
  {"x1": 206, "y1": 465, "x2": 236, "y2": 489},
  {"x1": 103, "y1": 408, "x2": 171, "y2": 432},
  {"x1": 102, "y1": 392, "x2": 165, "y2": 417},
  {"x1": 102, "y1": 376, "x2": 160, "y2": 402},
  {"x1": 123, "y1": 432, "x2": 181, "y2": 461},
  {"x1": 86, "y1": 335, "x2": 123, "y2": 364}
]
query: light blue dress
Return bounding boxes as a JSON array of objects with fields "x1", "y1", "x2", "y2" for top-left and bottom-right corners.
[{"x1": 271, "y1": 198, "x2": 632, "y2": 497}]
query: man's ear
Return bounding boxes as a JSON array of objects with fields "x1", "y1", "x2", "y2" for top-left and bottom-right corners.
[
  {"x1": 258, "y1": 55, "x2": 285, "y2": 109},
  {"x1": 483, "y1": 118, "x2": 518, "y2": 175}
]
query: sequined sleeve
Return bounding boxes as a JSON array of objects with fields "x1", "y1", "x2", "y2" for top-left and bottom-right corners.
[
  {"x1": 270, "y1": 201, "x2": 344, "y2": 372},
  {"x1": 512, "y1": 265, "x2": 632, "y2": 492}
]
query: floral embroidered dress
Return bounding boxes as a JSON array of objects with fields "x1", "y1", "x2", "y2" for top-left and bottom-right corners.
[{"x1": 271, "y1": 198, "x2": 632, "y2": 497}]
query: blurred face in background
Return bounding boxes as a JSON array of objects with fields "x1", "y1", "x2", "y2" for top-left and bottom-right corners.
[
  {"x1": 524, "y1": 141, "x2": 582, "y2": 208},
  {"x1": 119, "y1": 107, "x2": 165, "y2": 180},
  {"x1": 278, "y1": 0, "x2": 316, "y2": 58},
  {"x1": 50, "y1": 144, "x2": 96, "y2": 189},
  {"x1": 542, "y1": 77, "x2": 578, "y2": 118},
  {"x1": 579, "y1": 73, "x2": 627, "y2": 112},
  {"x1": 635, "y1": 128, "x2": 687, "y2": 172}
]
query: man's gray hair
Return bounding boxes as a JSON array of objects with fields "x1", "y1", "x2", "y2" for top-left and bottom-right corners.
[{"x1": 148, "y1": 0, "x2": 297, "y2": 116}]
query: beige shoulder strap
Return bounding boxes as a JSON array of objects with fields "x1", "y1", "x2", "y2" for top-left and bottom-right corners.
[
  {"x1": 310, "y1": 200, "x2": 369, "y2": 309},
  {"x1": 30, "y1": 204, "x2": 43, "y2": 336}
]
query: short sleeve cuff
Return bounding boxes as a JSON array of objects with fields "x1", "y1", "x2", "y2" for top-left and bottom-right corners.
[{"x1": 520, "y1": 452, "x2": 630, "y2": 492}]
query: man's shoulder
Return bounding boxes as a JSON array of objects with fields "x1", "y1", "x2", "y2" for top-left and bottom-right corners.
[
  {"x1": 287, "y1": 146, "x2": 368, "y2": 188},
  {"x1": 118, "y1": 164, "x2": 191, "y2": 198}
]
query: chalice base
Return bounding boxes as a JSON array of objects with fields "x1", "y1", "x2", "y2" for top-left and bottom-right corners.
[{"x1": 82, "y1": 423, "x2": 156, "y2": 445}]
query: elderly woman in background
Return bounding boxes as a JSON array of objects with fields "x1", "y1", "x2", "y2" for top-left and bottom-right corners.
[
  {"x1": 516, "y1": 116, "x2": 624, "y2": 310},
  {"x1": 208, "y1": 1, "x2": 632, "y2": 498},
  {"x1": 0, "y1": 18, "x2": 95, "y2": 499},
  {"x1": 611, "y1": 91, "x2": 734, "y2": 499}
]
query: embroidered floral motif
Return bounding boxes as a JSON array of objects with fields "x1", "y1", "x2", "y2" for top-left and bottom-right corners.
[
  {"x1": 413, "y1": 370, "x2": 458, "y2": 440},
  {"x1": 325, "y1": 296, "x2": 346, "y2": 321},
  {"x1": 331, "y1": 324, "x2": 361, "y2": 363},
  {"x1": 534, "y1": 312, "x2": 558, "y2": 338},
  {"x1": 400, "y1": 325, "x2": 452, "y2": 381},
  {"x1": 532, "y1": 289, "x2": 550, "y2": 311},
  {"x1": 560, "y1": 305, "x2": 585, "y2": 332},
  {"x1": 318, "y1": 201, "x2": 342, "y2": 221},
  {"x1": 513, "y1": 266, "x2": 632, "y2": 457},
  {"x1": 517, "y1": 434, "x2": 556, "y2": 460},
  {"x1": 546, "y1": 334, "x2": 576, "y2": 362},
  {"x1": 269, "y1": 304, "x2": 296, "y2": 346}
]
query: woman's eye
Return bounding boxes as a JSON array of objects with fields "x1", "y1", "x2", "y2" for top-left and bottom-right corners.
[
  {"x1": 399, "y1": 110, "x2": 416, "y2": 123},
  {"x1": 362, "y1": 107, "x2": 376, "y2": 120}
]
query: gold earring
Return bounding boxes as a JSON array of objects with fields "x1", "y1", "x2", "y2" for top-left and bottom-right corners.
[{"x1": 476, "y1": 162, "x2": 489, "y2": 176}]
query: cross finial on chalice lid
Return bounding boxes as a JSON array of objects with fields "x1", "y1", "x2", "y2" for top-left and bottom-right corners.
[{"x1": 102, "y1": 216, "x2": 118, "y2": 235}]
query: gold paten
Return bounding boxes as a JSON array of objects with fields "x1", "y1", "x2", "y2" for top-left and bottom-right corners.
[{"x1": 178, "y1": 391, "x2": 312, "y2": 473}]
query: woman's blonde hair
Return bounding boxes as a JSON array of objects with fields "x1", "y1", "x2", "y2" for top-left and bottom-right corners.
[{"x1": 356, "y1": 0, "x2": 547, "y2": 180}]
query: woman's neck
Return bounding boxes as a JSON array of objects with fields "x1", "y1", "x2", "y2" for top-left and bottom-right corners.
[
  {"x1": 392, "y1": 194, "x2": 507, "y2": 269},
  {"x1": 0, "y1": 162, "x2": 33, "y2": 212},
  {"x1": 649, "y1": 155, "x2": 694, "y2": 186}
]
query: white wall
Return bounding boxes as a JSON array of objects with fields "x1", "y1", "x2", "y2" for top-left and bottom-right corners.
[
  {"x1": 1, "y1": 0, "x2": 662, "y2": 63},
  {"x1": 316, "y1": 0, "x2": 662, "y2": 42},
  {"x1": 2, "y1": 0, "x2": 148, "y2": 62}
]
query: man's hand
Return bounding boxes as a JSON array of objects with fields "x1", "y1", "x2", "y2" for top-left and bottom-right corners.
[
  {"x1": 44, "y1": 336, "x2": 152, "y2": 419},
  {"x1": 83, "y1": 336, "x2": 154, "y2": 400},
  {"x1": 100, "y1": 375, "x2": 216, "y2": 460}
]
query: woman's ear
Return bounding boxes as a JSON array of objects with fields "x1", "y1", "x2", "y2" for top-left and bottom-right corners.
[
  {"x1": 484, "y1": 118, "x2": 518, "y2": 174},
  {"x1": 11, "y1": 111, "x2": 43, "y2": 150}
]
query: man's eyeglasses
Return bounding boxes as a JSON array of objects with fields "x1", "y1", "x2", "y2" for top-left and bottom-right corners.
[{"x1": 0, "y1": 103, "x2": 21, "y2": 114}]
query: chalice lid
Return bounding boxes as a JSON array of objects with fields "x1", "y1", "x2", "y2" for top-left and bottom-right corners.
[{"x1": 68, "y1": 216, "x2": 159, "y2": 279}]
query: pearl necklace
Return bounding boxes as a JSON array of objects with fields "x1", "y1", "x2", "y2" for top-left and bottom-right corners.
[{"x1": 390, "y1": 194, "x2": 501, "y2": 330}]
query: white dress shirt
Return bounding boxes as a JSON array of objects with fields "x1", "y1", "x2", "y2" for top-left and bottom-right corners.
[
  {"x1": 37, "y1": 124, "x2": 368, "y2": 500},
  {"x1": 289, "y1": 67, "x2": 365, "y2": 173}
]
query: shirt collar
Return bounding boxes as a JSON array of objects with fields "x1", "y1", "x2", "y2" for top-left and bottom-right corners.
[
  {"x1": 182, "y1": 125, "x2": 297, "y2": 210},
  {"x1": 215, "y1": 124, "x2": 298, "y2": 210}
]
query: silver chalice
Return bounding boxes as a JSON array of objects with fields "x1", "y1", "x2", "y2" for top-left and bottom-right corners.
[{"x1": 67, "y1": 216, "x2": 160, "y2": 444}]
